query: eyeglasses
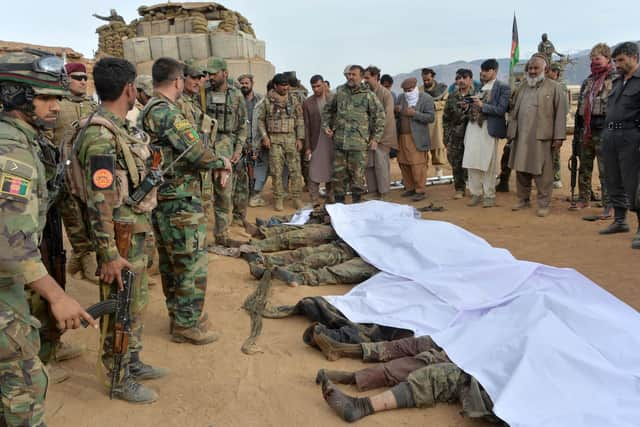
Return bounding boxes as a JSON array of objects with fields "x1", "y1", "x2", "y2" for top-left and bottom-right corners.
[{"x1": 70, "y1": 75, "x2": 88, "y2": 82}]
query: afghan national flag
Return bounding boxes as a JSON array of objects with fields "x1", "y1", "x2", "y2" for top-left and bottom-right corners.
[{"x1": 510, "y1": 14, "x2": 520, "y2": 71}]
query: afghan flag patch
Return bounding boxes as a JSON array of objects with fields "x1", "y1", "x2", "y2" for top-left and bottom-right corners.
[
  {"x1": 183, "y1": 129, "x2": 199, "y2": 143},
  {"x1": 0, "y1": 173, "x2": 31, "y2": 200}
]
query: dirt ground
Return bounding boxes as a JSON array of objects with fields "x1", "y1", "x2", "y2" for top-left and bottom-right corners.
[{"x1": 47, "y1": 139, "x2": 639, "y2": 427}]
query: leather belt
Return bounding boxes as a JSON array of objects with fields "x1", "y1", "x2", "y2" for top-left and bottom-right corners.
[{"x1": 606, "y1": 120, "x2": 640, "y2": 130}]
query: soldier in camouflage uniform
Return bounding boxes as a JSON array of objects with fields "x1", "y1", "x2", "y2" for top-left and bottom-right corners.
[
  {"x1": 73, "y1": 58, "x2": 171, "y2": 403},
  {"x1": 255, "y1": 73, "x2": 305, "y2": 211},
  {"x1": 285, "y1": 71, "x2": 312, "y2": 189},
  {"x1": 245, "y1": 224, "x2": 337, "y2": 252},
  {"x1": 51, "y1": 63, "x2": 99, "y2": 284},
  {"x1": 0, "y1": 51, "x2": 95, "y2": 427},
  {"x1": 314, "y1": 332, "x2": 502, "y2": 424},
  {"x1": 574, "y1": 43, "x2": 616, "y2": 214},
  {"x1": 322, "y1": 65, "x2": 385, "y2": 203},
  {"x1": 443, "y1": 68, "x2": 475, "y2": 198},
  {"x1": 272, "y1": 257, "x2": 378, "y2": 287},
  {"x1": 205, "y1": 58, "x2": 247, "y2": 245},
  {"x1": 176, "y1": 60, "x2": 218, "y2": 247},
  {"x1": 140, "y1": 58, "x2": 231, "y2": 345}
]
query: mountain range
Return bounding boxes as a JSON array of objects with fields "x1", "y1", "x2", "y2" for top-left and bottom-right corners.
[{"x1": 391, "y1": 41, "x2": 640, "y2": 91}]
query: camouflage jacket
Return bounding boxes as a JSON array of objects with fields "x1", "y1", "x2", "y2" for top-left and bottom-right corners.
[
  {"x1": 205, "y1": 85, "x2": 247, "y2": 155},
  {"x1": 321, "y1": 83, "x2": 385, "y2": 151},
  {"x1": 576, "y1": 69, "x2": 617, "y2": 123},
  {"x1": 0, "y1": 115, "x2": 50, "y2": 292},
  {"x1": 76, "y1": 108, "x2": 154, "y2": 263},
  {"x1": 443, "y1": 87, "x2": 476, "y2": 144},
  {"x1": 52, "y1": 95, "x2": 97, "y2": 146},
  {"x1": 140, "y1": 94, "x2": 226, "y2": 201},
  {"x1": 255, "y1": 90, "x2": 304, "y2": 143}
]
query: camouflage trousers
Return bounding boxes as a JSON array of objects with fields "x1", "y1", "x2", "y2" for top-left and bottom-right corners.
[
  {"x1": 252, "y1": 224, "x2": 336, "y2": 252},
  {"x1": 0, "y1": 291, "x2": 47, "y2": 427},
  {"x1": 213, "y1": 136, "x2": 234, "y2": 244},
  {"x1": 553, "y1": 147, "x2": 561, "y2": 182},
  {"x1": 286, "y1": 257, "x2": 378, "y2": 286},
  {"x1": 332, "y1": 148, "x2": 366, "y2": 197},
  {"x1": 263, "y1": 241, "x2": 356, "y2": 269},
  {"x1": 26, "y1": 295, "x2": 58, "y2": 365},
  {"x1": 355, "y1": 336, "x2": 450, "y2": 391},
  {"x1": 201, "y1": 170, "x2": 216, "y2": 247},
  {"x1": 233, "y1": 158, "x2": 250, "y2": 222},
  {"x1": 60, "y1": 193, "x2": 93, "y2": 257},
  {"x1": 445, "y1": 139, "x2": 466, "y2": 192},
  {"x1": 407, "y1": 363, "x2": 498, "y2": 422},
  {"x1": 269, "y1": 140, "x2": 302, "y2": 200},
  {"x1": 578, "y1": 130, "x2": 609, "y2": 205},
  {"x1": 152, "y1": 198, "x2": 208, "y2": 329},
  {"x1": 100, "y1": 232, "x2": 149, "y2": 381}
]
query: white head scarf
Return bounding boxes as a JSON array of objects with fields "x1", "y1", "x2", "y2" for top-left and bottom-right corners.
[{"x1": 405, "y1": 86, "x2": 419, "y2": 107}]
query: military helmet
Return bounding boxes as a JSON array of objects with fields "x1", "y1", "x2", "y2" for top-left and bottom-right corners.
[{"x1": 0, "y1": 50, "x2": 68, "y2": 98}]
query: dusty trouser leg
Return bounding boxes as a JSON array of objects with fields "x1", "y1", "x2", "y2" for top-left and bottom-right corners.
[
  {"x1": 331, "y1": 148, "x2": 348, "y2": 200},
  {"x1": 532, "y1": 141, "x2": 555, "y2": 208},
  {"x1": 592, "y1": 130, "x2": 610, "y2": 207},
  {"x1": 284, "y1": 140, "x2": 303, "y2": 201},
  {"x1": 200, "y1": 170, "x2": 216, "y2": 247},
  {"x1": 346, "y1": 149, "x2": 367, "y2": 201},
  {"x1": 301, "y1": 257, "x2": 378, "y2": 286},
  {"x1": 252, "y1": 225, "x2": 336, "y2": 252},
  {"x1": 361, "y1": 336, "x2": 443, "y2": 362},
  {"x1": 232, "y1": 159, "x2": 250, "y2": 223},
  {"x1": 308, "y1": 180, "x2": 321, "y2": 205},
  {"x1": 355, "y1": 356, "x2": 429, "y2": 391},
  {"x1": 552, "y1": 146, "x2": 561, "y2": 182},
  {"x1": 516, "y1": 171, "x2": 533, "y2": 202},
  {"x1": 269, "y1": 143, "x2": 286, "y2": 203}
]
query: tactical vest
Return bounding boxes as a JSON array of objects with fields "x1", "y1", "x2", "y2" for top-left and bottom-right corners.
[
  {"x1": 61, "y1": 115, "x2": 157, "y2": 214},
  {"x1": 207, "y1": 89, "x2": 235, "y2": 134},
  {"x1": 578, "y1": 76, "x2": 615, "y2": 118},
  {"x1": 266, "y1": 96, "x2": 295, "y2": 134}
]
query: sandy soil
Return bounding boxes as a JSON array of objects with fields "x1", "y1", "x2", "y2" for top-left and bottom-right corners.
[{"x1": 47, "y1": 139, "x2": 639, "y2": 427}]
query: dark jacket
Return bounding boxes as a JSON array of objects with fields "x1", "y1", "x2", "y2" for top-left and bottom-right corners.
[
  {"x1": 481, "y1": 80, "x2": 511, "y2": 138},
  {"x1": 395, "y1": 92, "x2": 435, "y2": 151}
]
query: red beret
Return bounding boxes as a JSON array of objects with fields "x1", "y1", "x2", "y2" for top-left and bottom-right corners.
[{"x1": 65, "y1": 63, "x2": 86, "y2": 75}]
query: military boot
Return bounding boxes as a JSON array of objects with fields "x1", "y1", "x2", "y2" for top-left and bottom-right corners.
[
  {"x1": 197, "y1": 313, "x2": 211, "y2": 332},
  {"x1": 599, "y1": 208, "x2": 630, "y2": 235},
  {"x1": 129, "y1": 353, "x2": 169, "y2": 381},
  {"x1": 274, "y1": 198, "x2": 284, "y2": 211},
  {"x1": 171, "y1": 324, "x2": 219, "y2": 345},
  {"x1": 111, "y1": 375, "x2": 158, "y2": 404},
  {"x1": 272, "y1": 266, "x2": 303, "y2": 287},
  {"x1": 249, "y1": 194, "x2": 266, "y2": 207},
  {"x1": 53, "y1": 341, "x2": 86, "y2": 362},
  {"x1": 46, "y1": 362, "x2": 70, "y2": 384},
  {"x1": 312, "y1": 324, "x2": 363, "y2": 361},
  {"x1": 79, "y1": 252, "x2": 99, "y2": 284}
]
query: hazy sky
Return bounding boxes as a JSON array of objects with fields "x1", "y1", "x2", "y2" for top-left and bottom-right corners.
[{"x1": 3, "y1": 0, "x2": 638, "y2": 89}]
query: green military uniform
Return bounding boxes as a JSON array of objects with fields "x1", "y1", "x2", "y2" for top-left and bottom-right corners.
[
  {"x1": 322, "y1": 83, "x2": 385, "y2": 200},
  {"x1": 205, "y1": 74, "x2": 247, "y2": 244},
  {"x1": 443, "y1": 87, "x2": 475, "y2": 193},
  {"x1": 251, "y1": 224, "x2": 337, "y2": 252},
  {"x1": 74, "y1": 108, "x2": 155, "y2": 384},
  {"x1": 576, "y1": 69, "x2": 616, "y2": 205},
  {"x1": 176, "y1": 91, "x2": 217, "y2": 245},
  {"x1": 140, "y1": 94, "x2": 227, "y2": 329},
  {"x1": 276, "y1": 257, "x2": 378, "y2": 286},
  {"x1": 262, "y1": 241, "x2": 356, "y2": 269},
  {"x1": 54, "y1": 95, "x2": 98, "y2": 275},
  {"x1": 255, "y1": 89, "x2": 305, "y2": 206},
  {"x1": 0, "y1": 115, "x2": 50, "y2": 427}
]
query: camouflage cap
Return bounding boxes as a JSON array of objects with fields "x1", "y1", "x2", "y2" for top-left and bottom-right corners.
[
  {"x1": 184, "y1": 59, "x2": 206, "y2": 77},
  {"x1": 549, "y1": 62, "x2": 562, "y2": 72},
  {"x1": 0, "y1": 51, "x2": 69, "y2": 97},
  {"x1": 206, "y1": 57, "x2": 227, "y2": 74},
  {"x1": 135, "y1": 74, "x2": 153, "y2": 96}
]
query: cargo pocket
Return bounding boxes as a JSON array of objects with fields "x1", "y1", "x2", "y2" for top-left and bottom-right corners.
[
  {"x1": 169, "y1": 210, "x2": 206, "y2": 255},
  {"x1": 1, "y1": 357, "x2": 48, "y2": 423}
]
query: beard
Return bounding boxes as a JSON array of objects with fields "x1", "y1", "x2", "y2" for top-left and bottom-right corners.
[
  {"x1": 526, "y1": 73, "x2": 545, "y2": 87},
  {"x1": 240, "y1": 86, "x2": 252, "y2": 96}
]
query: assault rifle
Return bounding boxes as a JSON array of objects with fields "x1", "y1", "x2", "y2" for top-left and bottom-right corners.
[
  {"x1": 568, "y1": 118, "x2": 582, "y2": 210},
  {"x1": 81, "y1": 221, "x2": 135, "y2": 399}
]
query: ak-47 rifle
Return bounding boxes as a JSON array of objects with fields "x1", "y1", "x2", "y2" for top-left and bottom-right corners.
[
  {"x1": 81, "y1": 221, "x2": 135, "y2": 399},
  {"x1": 568, "y1": 115, "x2": 583, "y2": 210}
]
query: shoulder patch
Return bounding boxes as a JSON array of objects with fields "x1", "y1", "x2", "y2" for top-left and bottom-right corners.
[
  {"x1": 90, "y1": 155, "x2": 115, "y2": 190},
  {"x1": 174, "y1": 119, "x2": 192, "y2": 131},
  {"x1": 0, "y1": 158, "x2": 33, "y2": 179},
  {"x1": 0, "y1": 173, "x2": 31, "y2": 201}
]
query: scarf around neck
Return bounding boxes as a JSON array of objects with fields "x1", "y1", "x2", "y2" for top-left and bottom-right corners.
[{"x1": 583, "y1": 62, "x2": 613, "y2": 143}]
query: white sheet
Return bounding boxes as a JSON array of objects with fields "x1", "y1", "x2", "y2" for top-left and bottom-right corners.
[{"x1": 324, "y1": 201, "x2": 640, "y2": 427}]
